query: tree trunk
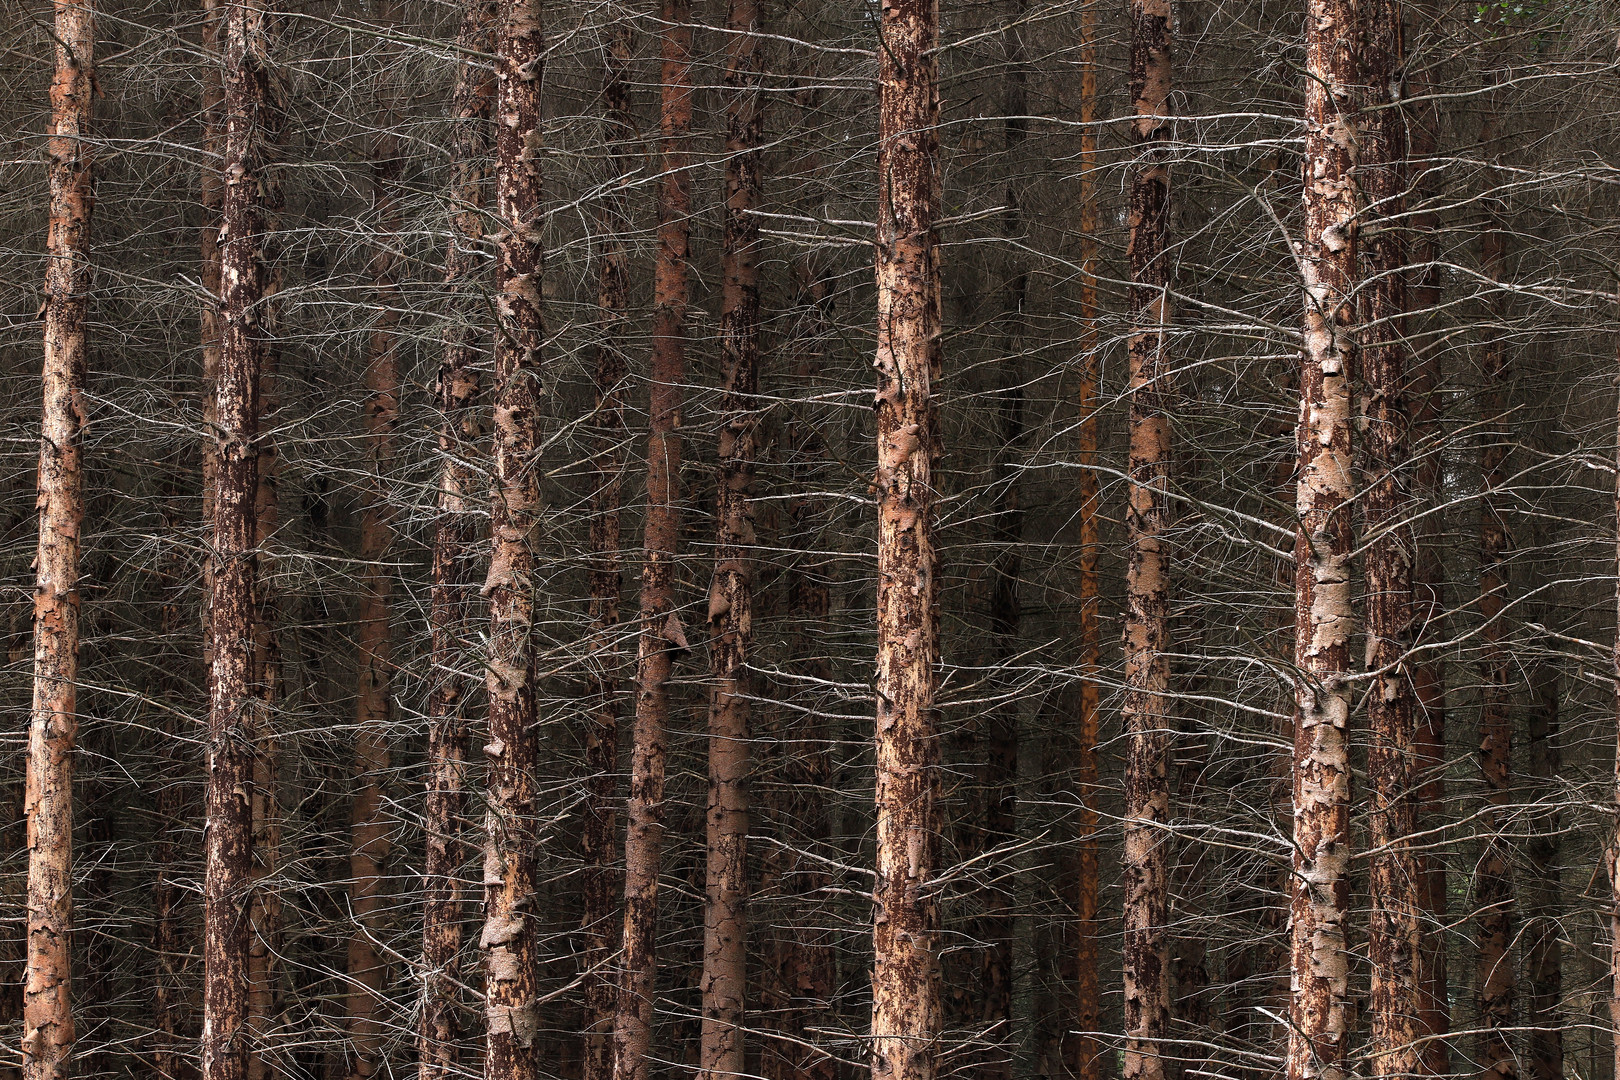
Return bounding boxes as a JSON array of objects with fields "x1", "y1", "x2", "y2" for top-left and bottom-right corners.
[
  {"x1": 1525, "y1": 662, "x2": 1561, "y2": 1080},
  {"x1": 1475, "y1": 217, "x2": 1517, "y2": 1080},
  {"x1": 1122, "y1": 0, "x2": 1173, "y2": 1076},
  {"x1": 419, "y1": 3, "x2": 494, "y2": 1078},
  {"x1": 481, "y1": 0, "x2": 546, "y2": 1074},
  {"x1": 1359, "y1": 4, "x2": 1426, "y2": 1077},
  {"x1": 205, "y1": 0, "x2": 274, "y2": 1076},
  {"x1": 612, "y1": 0, "x2": 693, "y2": 1074},
  {"x1": 579, "y1": 15, "x2": 632, "y2": 1080},
  {"x1": 345, "y1": 7, "x2": 403, "y2": 1071},
  {"x1": 698, "y1": 0, "x2": 762, "y2": 1072},
  {"x1": 869, "y1": 0, "x2": 944, "y2": 1074},
  {"x1": 1072, "y1": 0, "x2": 1103, "y2": 1070},
  {"x1": 24, "y1": 2, "x2": 94, "y2": 1076},
  {"x1": 1288, "y1": 0, "x2": 1357, "y2": 1076}
]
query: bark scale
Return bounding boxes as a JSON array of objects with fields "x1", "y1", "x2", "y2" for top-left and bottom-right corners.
[
  {"x1": 1122, "y1": 0, "x2": 1173, "y2": 1076},
  {"x1": 25, "y1": 3, "x2": 95, "y2": 1077},
  {"x1": 698, "y1": 0, "x2": 762, "y2": 1072},
  {"x1": 481, "y1": 0, "x2": 546, "y2": 1074},
  {"x1": 612, "y1": 0, "x2": 693, "y2": 1074},
  {"x1": 419, "y1": 4, "x2": 495, "y2": 1078},
  {"x1": 1288, "y1": 0, "x2": 1358, "y2": 1076},
  {"x1": 869, "y1": 0, "x2": 944, "y2": 1075}
]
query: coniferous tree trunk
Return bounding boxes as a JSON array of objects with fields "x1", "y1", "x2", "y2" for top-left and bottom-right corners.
[
  {"x1": 345, "y1": 8, "x2": 403, "y2": 1071},
  {"x1": 698, "y1": 0, "x2": 761, "y2": 1071},
  {"x1": 579, "y1": 15, "x2": 631, "y2": 1080},
  {"x1": 869, "y1": 0, "x2": 943, "y2": 1073},
  {"x1": 613, "y1": 0, "x2": 694, "y2": 1073},
  {"x1": 1121, "y1": 0, "x2": 1173, "y2": 1075},
  {"x1": 1288, "y1": 0, "x2": 1357, "y2": 1075},
  {"x1": 1359, "y1": 3, "x2": 1426, "y2": 1075},
  {"x1": 205, "y1": 0, "x2": 275, "y2": 1075},
  {"x1": 24, "y1": 3, "x2": 94, "y2": 1077},
  {"x1": 481, "y1": 0, "x2": 547, "y2": 1073},
  {"x1": 419, "y1": 3, "x2": 494, "y2": 1077}
]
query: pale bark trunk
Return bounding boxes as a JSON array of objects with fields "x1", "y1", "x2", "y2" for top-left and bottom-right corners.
[
  {"x1": 580, "y1": 16, "x2": 631, "y2": 1080},
  {"x1": 1288, "y1": 0, "x2": 1357, "y2": 1076},
  {"x1": 612, "y1": 0, "x2": 693, "y2": 1074},
  {"x1": 869, "y1": 0, "x2": 944, "y2": 1075},
  {"x1": 697, "y1": 0, "x2": 762, "y2": 1072},
  {"x1": 1359, "y1": 3, "x2": 1426, "y2": 1076},
  {"x1": 419, "y1": 3, "x2": 494, "y2": 1078},
  {"x1": 24, "y1": 3, "x2": 95, "y2": 1076},
  {"x1": 345, "y1": 7, "x2": 403, "y2": 1071},
  {"x1": 481, "y1": 0, "x2": 546, "y2": 1074},
  {"x1": 1122, "y1": 0, "x2": 1173, "y2": 1076},
  {"x1": 205, "y1": 0, "x2": 274, "y2": 1076}
]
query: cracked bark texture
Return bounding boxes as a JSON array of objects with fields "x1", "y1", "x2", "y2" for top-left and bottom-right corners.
[
  {"x1": 1122, "y1": 0, "x2": 1173, "y2": 1076},
  {"x1": 1288, "y1": 0, "x2": 1357, "y2": 1074},
  {"x1": 204, "y1": 0, "x2": 274, "y2": 1076},
  {"x1": 698, "y1": 0, "x2": 761, "y2": 1073},
  {"x1": 612, "y1": 0, "x2": 693, "y2": 1074},
  {"x1": 419, "y1": 3, "x2": 493, "y2": 1078},
  {"x1": 25, "y1": 2, "x2": 94, "y2": 1077},
  {"x1": 869, "y1": 0, "x2": 944, "y2": 1075},
  {"x1": 1358, "y1": 2, "x2": 1426, "y2": 1075},
  {"x1": 481, "y1": 0, "x2": 546, "y2": 1074}
]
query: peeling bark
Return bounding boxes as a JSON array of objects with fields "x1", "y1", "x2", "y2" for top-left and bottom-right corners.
[{"x1": 25, "y1": 2, "x2": 95, "y2": 1076}]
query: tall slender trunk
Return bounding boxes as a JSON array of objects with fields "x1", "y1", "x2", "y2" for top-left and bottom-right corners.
[
  {"x1": 204, "y1": 0, "x2": 275, "y2": 1076},
  {"x1": 1525, "y1": 662, "x2": 1561, "y2": 1080},
  {"x1": 1122, "y1": 0, "x2": 1173, "y2": 1076},
  {"x1": 1072, "y1": 0, "x2": 1103, "y2": 1071},
  {"x1": 481, "y1": 0, "x2": 546, "y2": 1075},
  {"x1": 869, "y1": 0, "x2": 943, "y2": 1073},
  {"x1": 1474, "y1": 216, "x2": 1517, "y2": 1080},
  {"x1": 345, "y1": 8, "x2": 403, "y2": 1072},
  {"x1": 1288, "y1": 0, "x2": 1357, "y2": 1075},
  {"x1": 580, "y1": 17, "x2": 632, "y2": 1080},
  {"x1": 419, "y1": 4, "x2": 495, "y2": 1078},
  {"x1": 612, "y1": 0, "x2": 693, "y2": 1074},
  {"x1": 698, "y1": 0, "x2": 762, "y2": 1073},
  {"x1": 24, "y1": 3, "x2": 94, "y2": 1077},
  {"x1": 1359, "y1": 3, "x2": 1425, "y2": 1077}
]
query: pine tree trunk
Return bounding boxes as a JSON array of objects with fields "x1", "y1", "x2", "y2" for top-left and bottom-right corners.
[
  {"x1": 205, "y1": 0, "x2": 274, "y2": 1076},
  {"x1": 481, "y1": 0, "x2": 546, "y2": 1073},
  {"x1": 1072, "y1": 0, "x2": 1103, "y2": 1069},
  {"x1": 1475, "y1": 217, "x2": 1517, "y2": 1080},
  {"x1": 419, "y1": 4, "x2": 494, "y2": 1078},
  {"x1": 24, "y1": 3, "x2": 94, "y2": 1076},
  {"x1": 1525, "y1": 663, "x2": 1561, "y2": 1080},
  {"x1": 698, "y1": 0, "x2": 762, "y2": 1072},
  {"x1": 579, "y1": 16, "x2": 631, "y2": 1080},
  {"x1": 1122, "y1": 0, "x2": 1173, "y2": 1075},
  {"x1": 869, "y1": 0, "x2": 944, "y2": 1073},
  {"x1": 346, "y1": 9, "x2": 403, "y2": 1070},
  {"x1": 1359, "y1": 4, "x2": 1426, "y2": 1076},
  {"x1": 613, "y1": 0, "x2": 693, "y2": 1073},
  {"x1": 1288, "y1": 0, "x2": 1357, "y2": 1075}
]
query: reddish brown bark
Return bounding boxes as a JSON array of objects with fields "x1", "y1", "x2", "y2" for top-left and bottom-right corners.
[
  {"x1": 480, "y1": 0, "x2": 547, "y2": 1075},
  {"x1": 1359, "y1": 3, "x2": 1426, "y2": 1076},
  {"x1": 698, "y1": 0, "x2": 762, "y2": 1072},
  {"x1": 1122, "y1": 0, "x2": 1173, "y2": 1076},
  {"x1": 204, "y1": 0, "x2": 275, "y2": 1077},
  {"x1": 345, "y1": 8, "x2": 403, "y2": 1072},
  {"x1": 869, "y1": 0, "x2": 943, "y2": 1074},
  {"x1": 579, "y1": 16, "x2": 631, "y2": 1080},
  {"x1": 419, "y1": 5, "x2": 495, "y2": 1079},
  {"x1": 1288, "y1": 0, "x2": 1357, "y2": 1075},
  {"x1": 612, "y1": 0, "x2": 693, "y2": 1075},
  {"x1": 24, "y1": 3, "x2": 95, "y2": 1077}
]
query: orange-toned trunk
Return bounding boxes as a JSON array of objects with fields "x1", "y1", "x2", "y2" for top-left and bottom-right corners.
[{"x1": 24, "y1": 3, "x2": 95, "y2": 1077}]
